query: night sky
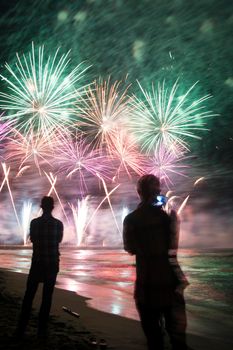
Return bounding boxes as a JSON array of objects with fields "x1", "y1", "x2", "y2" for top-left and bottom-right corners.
[{"x1": 0, "y1": 0, "x2": 232, "y2": 247}]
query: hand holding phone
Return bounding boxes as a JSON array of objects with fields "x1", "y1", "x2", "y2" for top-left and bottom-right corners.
[{"x1": 152, "y1": 195, "x2": 167, "y2": 207}]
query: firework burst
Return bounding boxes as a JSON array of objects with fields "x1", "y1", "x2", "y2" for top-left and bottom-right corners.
[
  {"x1": 130, "y1": 80, "x2": 216, "y2": 154},
  {"x1": 77, "y1": 78, "x2": 131, "y2": 151},
  {"x1": 108, "y1": 128, "x2": 146, "y2": 177},
  {"x1": 5, "y1": 128, "x2": 55, "y2": 173},
  {"x1": 0, "y1": 43, "x2": 89, "y2": 136},
  {"x1": 54, "y1": 132, "x2": 112, "y2": 193},
  {"x1": 147, "y1": 144, "x2": 188, "y2": 187}
]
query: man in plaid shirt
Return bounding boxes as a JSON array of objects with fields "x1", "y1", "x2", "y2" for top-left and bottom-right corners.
[
  {"x1": 123, "y1": 175, "x2": 187, "y2": 350},
  {"x1": 16, "y1": 196, "x2": 63, "y2": 338}
]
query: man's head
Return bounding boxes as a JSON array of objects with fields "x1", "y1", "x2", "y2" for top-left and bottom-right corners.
[
  {"x1": 41, "y1": 196, "x2": 54, "y2": 212},
  {"x1": 137, "y1": 174, "x2": 161, "y2": 202}
]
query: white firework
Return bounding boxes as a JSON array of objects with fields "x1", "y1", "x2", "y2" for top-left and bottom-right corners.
[
  {"x1": 129, "y1": 80, "x2": 216, "y2": 154},
  {"x1": 0, "y1": 42, "x2": 89, "y2": 136}
]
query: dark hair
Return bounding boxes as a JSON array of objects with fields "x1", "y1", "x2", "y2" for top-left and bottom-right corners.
[
  {"x1": 41, "y1": 196, "x2": 54, "y2": 210},
  {"x1": 137, "y1": 174, "x2": 160, "y2": 200}
]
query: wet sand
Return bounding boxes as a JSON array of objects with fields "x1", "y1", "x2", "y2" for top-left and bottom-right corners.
[{"x1": 0, "y1": 268, "x2": 232, "y2": 350}]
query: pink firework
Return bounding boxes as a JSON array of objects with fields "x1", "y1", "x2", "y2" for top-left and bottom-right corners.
[
  {"x1": 108, "y1": 129, "x2": 146, "y2": 178},
  {"x1": 0, "y1": 119, "x2": 13, "y2": 140},
  {"x1": 147, "y1": 144, "x2": 188, "y2": 187},
  {"x1": 76, "y1": 78, "x2": 131, "y2": 151},
  {"x1": 0, "y1": 118, "x2": 14, "y2": 159},
  {"x1": 5, "y1": 128, "x2": 55, "y2": 173},
  {"x1": 54, "y1": 132, "x2": 112, "y2": 192}
]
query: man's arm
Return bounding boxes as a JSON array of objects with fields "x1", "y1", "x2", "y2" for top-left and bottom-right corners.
[
  {"x1": 168, "y1": 209, "x2": 180, "y2": 254},
  {"x1": 123, "y1": 216, "x2": 136, "y2": 255},
  {"x1": 57, "y1": 221, "x2": 63, "y2": 243},
  {"x1": 29, "y1": 219, "x2": 38, "y2": 243}
]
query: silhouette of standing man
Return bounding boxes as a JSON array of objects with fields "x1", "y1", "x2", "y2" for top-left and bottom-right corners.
[
  {"x1": 17, "y1": 196, "x2": 63, "y2": 338},
  {"x1": 123, "y1": 175, "x2": 188, "y2": 350}
]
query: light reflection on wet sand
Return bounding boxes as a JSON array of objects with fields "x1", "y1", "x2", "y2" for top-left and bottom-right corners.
[
  {"x1": 0, "y1": 247, "x2": 138, "y2": 319},
  {"x1": 1, "y1": 247, "x2": 233, "y2": 324},
  {"x1": 58, "y1": 248, "x2": 138, "y2": 319}
]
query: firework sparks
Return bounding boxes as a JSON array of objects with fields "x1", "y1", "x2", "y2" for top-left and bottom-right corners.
[
  {"x1": 121, "y1": 206, "x2": 130, "y2": 223},
  {"x1": 70, "y1": 196, "x2": 89, "y2": 246},
  {"x1": 21, "y1": 201, "x2": 32, "y2": 245},
  {"x1": 0, "y1": 43, "x2": 89, "y2": 136},
  {"x1": 77, "y1": 78, "x2": 131, "y2": 151},
  {"x1": 130, "y1": 80, "x2": 216, "y2": 153}
]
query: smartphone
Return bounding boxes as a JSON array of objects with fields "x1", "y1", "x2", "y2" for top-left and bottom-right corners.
[{"x1": 152, "y1": 195, "x2": 167, "y2": 207}]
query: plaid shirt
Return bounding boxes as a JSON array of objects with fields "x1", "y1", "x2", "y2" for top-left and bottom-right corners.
[{"x1": 30, "y1": 214, "x2": 63, "y2": 267}]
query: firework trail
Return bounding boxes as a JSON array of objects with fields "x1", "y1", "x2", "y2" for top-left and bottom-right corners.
[
  {"x1": 121, "y1": 206, "x2": 130, "y2": 223},
  {"x1": 0, "y1": 118, "x2": 14, "y2": 159},
  {"x1": 16, "y1": 165, "x2": 31, "y2": 177},
  {"x1": 166, "y1": 176, "x2": 206, "y2": 214},
  {"x1": 0, "y1": 118, "x2": 13, "y2": 141},
  {"x1": 129, "y1": 80, "x2": 216, "y2": 154},
  {"x1": 194, "y1": 176, "x2": 205, "y2": 186},
  {"x1": 177, "y1": 176, "x2": 206, "y2": 214},
  {"x1": 77, "y1": 78, "x2": 131, "y2": 151},
  {"x1": 0, "y1": 162, "x2": 21, "y2": 230},
  {"x1": 84, "y1": 183, "x2": 120, "y2": 233},
  {"x1": 44, "y1": 171, "x2": 69, "y2": 223},
  {"x1": 177, "y1": 195, "x2": 190, "y2": 215},
  {"x1": 0, "y1": 43, "x2": 89, "y2": 136},
  {"x1": 0, "y1": 162, "x2": 10, "y2": 192},
  {"x1": 97, "y1": 174, "x2": 121, "y2": 236}
]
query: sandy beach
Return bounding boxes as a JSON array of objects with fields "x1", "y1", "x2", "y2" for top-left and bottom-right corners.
[{"x1": 0, "y1": 267, "x2": 232, "y2": 350}]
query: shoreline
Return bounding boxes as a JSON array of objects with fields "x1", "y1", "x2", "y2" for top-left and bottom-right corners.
[
  {"x1": 1, "y1": 245, "x2": 233, "y2": 250},
  {"x1": 0, "y1": 268, "x2": 146, "y2": 350},
  {"x1": 0, "y1": 268, "x2": 232, "y2": 350}
]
